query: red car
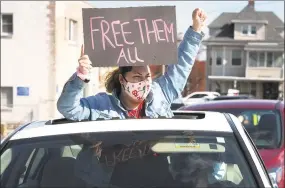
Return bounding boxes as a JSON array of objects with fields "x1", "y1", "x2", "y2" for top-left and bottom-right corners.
[{"x1": 179, "y1": 99, "x2": 284, "y2": 188}]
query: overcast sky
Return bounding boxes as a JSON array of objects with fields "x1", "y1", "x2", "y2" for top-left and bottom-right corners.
[{"x1": 90, "y1": 1, "x2": 284, "y2": 36}]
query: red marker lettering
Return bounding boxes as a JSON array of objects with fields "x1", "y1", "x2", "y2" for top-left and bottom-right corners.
[
  {"x1": 127, "y1": 48, "x2": 136, "y2": 63},
  {"x1": 134, "y1": 18, "x2": 145, "y2": 44},
  {"x1": 121, "y1": 22, "x2": 134, "y2": 45},
  {"x1": 145, "y1": 19, "x2": 158, "y2": 44},
  {"x1": 100, "y1": 20, "x2": 115, "y2": 50},
  {"x1": 153, "y1": 19, "x2": 166, "y2": 41},
  {"x1": 111, "y1": 20, "x2": 123, "y2": 47},
  {"x1": 134, "y1": 47, "x2": 144, "y2": 62},
  {"x1": 117, "y1": 48, "x2": 130, "y2": 64},
  {"x1": 90, "y1": 16, "x2": 104, "y2": 50},
  {"x1": 164, "y1": 22, "x2": 174, "y2": 43}
]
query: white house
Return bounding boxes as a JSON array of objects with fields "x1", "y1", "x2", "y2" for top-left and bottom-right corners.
[{"x1": 1, "y1": 1, "x2": 100, "y2": 124}]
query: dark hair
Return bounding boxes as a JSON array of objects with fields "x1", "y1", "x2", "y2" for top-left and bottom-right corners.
[{"x1": 105, "y1": 66, "x2": 133, "y2": 93}]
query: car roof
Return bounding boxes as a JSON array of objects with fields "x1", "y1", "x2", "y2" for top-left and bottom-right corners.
[
  {"x1": 9, "y1": 111, "x2": 233, "y2": 141},
  {"x1": 187, "y1": 91, "x2": 220, "y2": 96},
  {"x1": 181, "y1": 99, "x2": 282, "y2": 110}
]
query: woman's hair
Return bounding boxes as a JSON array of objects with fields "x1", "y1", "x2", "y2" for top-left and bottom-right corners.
[{"x1": 105, "y1": 66, "x2": 133, "y2": 93}]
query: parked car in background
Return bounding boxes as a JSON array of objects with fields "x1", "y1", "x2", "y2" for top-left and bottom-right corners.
[
  {"x1": 211, "y1": 95, "x2": 255, "y2": 101},
  {"x1": 178, "y1": 99, "x2": 284, "y2": 188},
  {"x1": 1, "y1": 112, "x2": 273, "y2": 188},
  {"x1": 171, "y1": 92, "x2": 220, "y2": 109},
  {"x1": 183, "y1": 91, "x2": 220, "y2": 101}
]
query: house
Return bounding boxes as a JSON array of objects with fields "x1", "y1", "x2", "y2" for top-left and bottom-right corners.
[
  {"x1": 1, "y1": 1, "x2": 98, "y2": 124},
  {"x1": 177, "y1": 32, "x2": 207, "y2": 96},
  {"x1": 204, "y1": 0, "x2": 284, "y2": 99}
]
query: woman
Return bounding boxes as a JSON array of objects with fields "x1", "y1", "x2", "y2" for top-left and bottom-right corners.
[{"x1": 57, "y1": 8, "x2": 207, "y2": 121}]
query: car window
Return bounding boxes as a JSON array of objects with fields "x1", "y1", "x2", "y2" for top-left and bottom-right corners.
[
  {"x1": 190, "y1": 94, "x2": 207, "y2": 98},
  {"x1": 62, "y1": 145, "x2": 82, "y2": 158},
  {"x1": 1, "y1": 131, "x2": 257, "y2": 188},
  {"x1": 19, "y1": 148, "x2": 46, "y2": 185},
  {"x1": 0, "y1": 148, "x2": 12, "y2": 175},
  {"x1": 237, "y1": 110, "x2": 281, "y2": 148},
  {"x1": 188, "y1": 108, "x2": 282, "y2": 149}
]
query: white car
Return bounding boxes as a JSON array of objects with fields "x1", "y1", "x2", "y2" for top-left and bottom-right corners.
[
  {"x1": 1, "y1": 112, "x2": 273, "y2": 188},
  {"x1": 183, "y1": 92, "x2": 220, "y2": 105},
  {"x1": 184, "y1": 91, "x2": 220, "y2": 100}
]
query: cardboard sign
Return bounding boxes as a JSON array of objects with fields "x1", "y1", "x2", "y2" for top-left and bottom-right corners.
[{"x1": 82, "y1": 6, "x2": 178, "y2": 67}]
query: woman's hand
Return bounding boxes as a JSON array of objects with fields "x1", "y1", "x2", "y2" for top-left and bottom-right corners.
[
  {"x1": 192, "y1": 8, "x2": 207, "y2": 33},
  {"x1": 77, "y1": 45, "x2": 92, "y2": 80}
]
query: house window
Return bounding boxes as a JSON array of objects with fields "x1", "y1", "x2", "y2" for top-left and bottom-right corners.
[
  {"x1": 1, "y1": 14, "x2": 13, "y2": 37},
  {"x1": 250, "y1": 26, "x2": 257, "y2": 35},
  {"x1": 216, "y1": 50, "x2": 223, "y2": 66},
  {"x1": 1, "y1": 87, "x2": 13, "y2": 108},
  {"x1": 242, "y1": 26, "x2": 248, "y2": 35},
  {"x1": 258, "y1": 52, "x2": 265, "y2": 67},
  {"x1": 274, "y1": 52, "x2": 283, "y2": 67},
  {"x1": 209, "y1": 57, "x2": 212, "y2": 66},
  {"x1": 249, "y1": 51, "x2": 258, "y2": 67},
  {"x1": 242, "y1": 25, "x2": 257, "y2": 35},
  {"x1": 267, "y1": 52, "x2": 273, "y2": 67},
  {"x1": 232, "y1": 50, "x2": 242, "y2": 66},
  {"x1": 68, "y1": 19, "x2": 77, "y2": 41},
  {"x1": 250, "y1": 82, "x2": 256, "y2": 97}
]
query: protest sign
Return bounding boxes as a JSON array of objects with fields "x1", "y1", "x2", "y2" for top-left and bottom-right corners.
[
  {"x1": 100, "y1": 141, "x2": 153, "y2": 167},
  {"x1": 82, "y1": 6, "x2": 177, "y2": 67}
]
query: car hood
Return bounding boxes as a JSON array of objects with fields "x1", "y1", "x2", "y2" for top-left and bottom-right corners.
[{"x1": 258, "y1": 148, "x2": 284, "y2": 169}]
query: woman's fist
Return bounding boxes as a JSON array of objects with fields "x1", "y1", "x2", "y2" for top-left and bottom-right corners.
[
  {"x1": 192, "y1": 8, "x2": 207, "y2": 33},
  {"x1": 77, "y1": 45, "x2": 92, "y2": 80}
]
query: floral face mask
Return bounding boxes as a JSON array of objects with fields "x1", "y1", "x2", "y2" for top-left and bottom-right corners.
[{"x1": 122, "y1": 77, "x2": 152, "y2": 102}]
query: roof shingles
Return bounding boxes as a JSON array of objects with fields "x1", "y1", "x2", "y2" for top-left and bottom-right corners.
[{"x1": 207, "y1": 4, "x2": 284, "y2": 42}]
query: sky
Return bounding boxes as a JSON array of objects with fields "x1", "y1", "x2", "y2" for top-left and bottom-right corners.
[{"x1": 90, "y1": 1, "x2": 284, "y2": 37}]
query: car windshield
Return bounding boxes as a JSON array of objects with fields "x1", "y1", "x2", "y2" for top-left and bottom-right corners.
[
  {"x1": 1, "y1": 131, "x2": 257, "y2": 188},
  {"x1": 187, "y1": 108, "x2": 282, "y2": 149}
]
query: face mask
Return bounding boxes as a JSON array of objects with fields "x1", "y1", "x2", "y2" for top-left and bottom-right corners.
[
  {"x1": 122, "y1": 78, "x2": 151, "y2": 101},
  {"x1": 208, "y1": 162, "x2": 227, "y2": 183}
]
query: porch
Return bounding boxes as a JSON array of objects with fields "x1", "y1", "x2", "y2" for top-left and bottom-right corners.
[{"x1": 208, "y1": 76, "x2": 284, "y2": 99}]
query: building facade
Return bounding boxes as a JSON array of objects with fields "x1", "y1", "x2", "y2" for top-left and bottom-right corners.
[
  {"x1": 204, "y1": 0, "x2": 284, "y2": 99},
  {"x1": 1, "y1": 1, "x2": 99, "y2": 124}
]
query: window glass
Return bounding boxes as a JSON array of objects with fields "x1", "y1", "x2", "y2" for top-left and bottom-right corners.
[
  {"x1": 251, "y1": 26, "x2": 257, "y2": 35},
  {"x1": 259, "y1": 52, "x2": 265, "y2": 67},
  {"x1": 1, "y1": 131, "x2": 257, "y2": 187},
  {"x1": 190, "y1": 94, "x2": 207, "y2": 99},
  {"x1": 0, "y1": 148, "x2": 12, "y2": 175},
  {"x1": 18, "y1": 148, "x2": 46, "y2": 185},
  {"x1": 68, "y1": 19, "x2": 77, "y2": 41},
  {"x1": 242, "y1": 26, "x2": 248, "y2": 34},
  {"x1": 267, "y1": 52, "x2": 273, "y2": 67},
  {"x1": 216, "y1": 50, "x2": 223, "y2": 65},
  {"x1": 274, "y1": 52, "x2": 283, "y2": 67},
  {"x1": 249, "y1": 52, "x2": 258, "y2": 67},
  {"x1": 232, "y1": 50, "x2": 242, "y2": 66},
  {"x1": 185, "y1": 108, "x2": 282, "y2": 149},
  {"x1": 1, "y1": 14, "x2": 13, "y2": 35}
]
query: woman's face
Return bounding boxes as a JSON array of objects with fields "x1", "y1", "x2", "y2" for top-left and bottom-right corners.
[
  {"x1": 122, "y1": 66, "x2": 152, "y2": 83},
  {"x1": 119, "y1": 66, "x2": 152, "y2": 102}
]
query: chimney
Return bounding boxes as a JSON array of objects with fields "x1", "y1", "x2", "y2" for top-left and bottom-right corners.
[{"x1": 248, "y1": 0, "x2": 254, "y2": 7}]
